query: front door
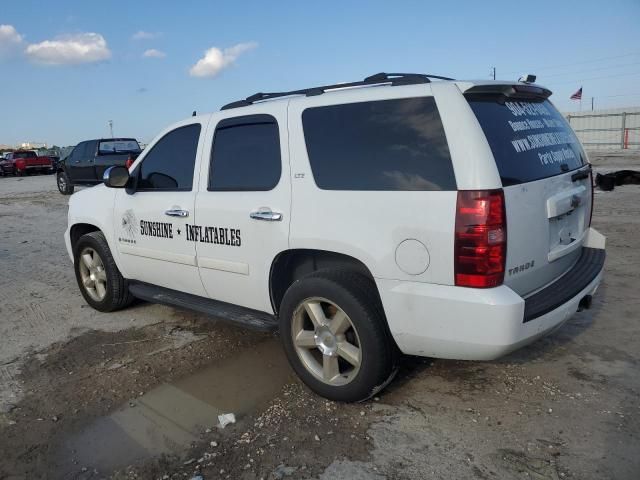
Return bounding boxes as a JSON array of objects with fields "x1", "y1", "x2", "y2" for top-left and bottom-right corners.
[
  {"x1": 194, "y1": 105, "x2": 290, "y2": 312},
  {"x1": 67, "y1": 141, "x2": 90, "y2": 182},
  {"x1": 113, "y1": 120, "x2": 208, "y2": 297}
]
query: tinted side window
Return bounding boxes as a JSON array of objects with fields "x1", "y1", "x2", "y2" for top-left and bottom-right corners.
[
  {"x1": 302, "y1": 97, "x2": 455, "y2": 191},
  {"x1": 72, "y1": 142, "x2": 86, "y2": 161},
  {"x1": 86, "y1": 140, "x2": 97, "y2": 158},
  {"x1": 138, "y1": 124, "x2": 201, "y2": 191},
  {"x1": 78, "y1": 141, "x2": 95, "y2": 161},
  {"x1": 209, "y1": 115, "x2": 281, "y2": 191}
]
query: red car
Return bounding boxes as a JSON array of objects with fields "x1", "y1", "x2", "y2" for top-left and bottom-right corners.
[{"x1": 3, "y1": 151, "x2": 54, "y2": 176}]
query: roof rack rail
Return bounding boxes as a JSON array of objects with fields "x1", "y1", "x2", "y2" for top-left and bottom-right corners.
[{"x1": 220, "y1": 72, "x2": 455, "y2": 110}]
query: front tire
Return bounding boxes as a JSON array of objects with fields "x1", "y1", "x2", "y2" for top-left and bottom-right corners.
[
  {"x1": 279, "y1": 269, "x2": 397, "y2": 402},
  {"x1": 57, "y1": 170, "x2": 74, "y2": 195},
  {"x1": 74, "y1": 231, "x2": 133, "y2": 312}
]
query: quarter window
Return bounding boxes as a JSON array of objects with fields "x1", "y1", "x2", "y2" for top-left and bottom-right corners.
[
  {"x1": 302, "y1": 97, "x2": 456, "y2": 191},
  {"x1": 137, "y1": 124, "x2": 201, "y2": 191},
  {"x1": 209, "y1": 114, "x2": 281, "y2": 191}
]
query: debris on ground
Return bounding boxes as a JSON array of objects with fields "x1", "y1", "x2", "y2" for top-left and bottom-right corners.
[
  {"x1": 595, "y1": 170, "x2": 640, "y2": 191},
  {"x1": 217, "y1": 413, "x2": 236, "y2": 428}
]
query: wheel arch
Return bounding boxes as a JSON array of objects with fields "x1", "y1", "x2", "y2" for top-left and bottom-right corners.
[
  {"x1": 269, "y1": 249, "x2": 378, "y2": 315},
  {"x1": 70, "y1": 223, "x2": 101, "y2": 252}
]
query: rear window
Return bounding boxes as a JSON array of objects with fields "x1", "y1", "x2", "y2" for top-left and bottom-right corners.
[
  {"x1": 302, "y1": 97, "x2": 456, "y2": 191},
  {"x1": 13, "y1": 151, "x2": 37, "y2": 159},
  {"x1": 98, "y1": 139, "x2": 141, "y2": 154},
  {"x1": 467, "y1": 98, "x2": 585, "y2": 186}
]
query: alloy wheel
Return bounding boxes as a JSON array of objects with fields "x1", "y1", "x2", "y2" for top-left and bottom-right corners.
[
  {"x1": 78, "y1": 247, "x2": 108, "y2": 302},
  {"x1": 291, "y1": 297, "x2": 362, "y2": 386}
]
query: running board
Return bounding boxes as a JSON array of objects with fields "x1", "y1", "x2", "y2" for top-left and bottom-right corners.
[{"x1": 128, "y1": 282, "x2": 278, "y2": 332}]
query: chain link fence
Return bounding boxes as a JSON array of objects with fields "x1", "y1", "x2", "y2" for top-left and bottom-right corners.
[{"x1": 566, "y1": 108, "x2": 640, "y2": 150}]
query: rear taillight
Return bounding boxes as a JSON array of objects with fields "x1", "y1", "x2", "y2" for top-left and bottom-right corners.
[
  {"x1": 125, "y1": 155, "x2": 134, "y2": 169},
  {"x1": 588, "y1": 170, "x2": 594, "y2": 226},
  {"x1": 454, "y1": 189, "x2": 506, "y2": 288}
]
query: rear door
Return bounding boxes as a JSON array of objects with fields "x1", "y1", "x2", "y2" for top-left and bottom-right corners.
[
  {"x1": 194, "y1": 104, "x2": 290, "y2": 313},
  {"x1": 466, "y1": 94, "x2": 592, "y2": 296}
]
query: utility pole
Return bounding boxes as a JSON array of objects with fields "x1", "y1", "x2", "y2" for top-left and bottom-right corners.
[
  {"x1": 491, "y1": 67, "x2": 496, "y2": 80},
  {"x1": 108, "y1": 120, "x2": 114, "y2": 138},
  {"x1": 591, "y1": 97, "x2": 594, "y2": 111}
]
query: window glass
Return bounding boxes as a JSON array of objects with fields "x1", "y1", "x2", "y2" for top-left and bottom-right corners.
[
  {"x1": 99, "y1": 139, "x2": 141, "y2": 154},
  {"x1": 73, "y1": 142, "x2": 88, "y2": 161},
  {"x1": 13, "y1": 151, "x2": 37, "y2": 159},
  {"x1": 138, "y1": 124, "x2": 201, "y2": 191},
  {"x1": 209, "y1": 114, "x2": 281, "y2": 191},
  {"x1": 467, "y1": 98, "x2": 585, "y2": 186},
  {"x1": 302, "y1": 97, "x2": 455, "y2": 191}
]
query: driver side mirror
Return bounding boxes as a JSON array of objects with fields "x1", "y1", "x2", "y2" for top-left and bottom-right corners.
[{"x1": 103, "y1": 166, "x2": 130, "y2": 188}]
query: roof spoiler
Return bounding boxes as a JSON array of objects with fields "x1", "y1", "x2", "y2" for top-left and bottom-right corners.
[{"x1": 464, "y1": 84, "x2": 552, "y2": 101}]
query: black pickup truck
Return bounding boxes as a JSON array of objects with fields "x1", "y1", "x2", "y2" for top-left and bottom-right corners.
[{"x1": 56, "y1": 138, "x2": 141, "y2": 195}]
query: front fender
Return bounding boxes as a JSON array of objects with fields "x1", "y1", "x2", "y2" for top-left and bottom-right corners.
[{"x1": 66, "y1": 186, "x2": 125, "y2": 273}]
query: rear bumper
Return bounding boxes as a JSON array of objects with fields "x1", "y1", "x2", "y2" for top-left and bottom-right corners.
[
  {"x1": 24, "y1": 165, "x2": 53, "y2": 170},
  {"x1": 378, "y1": 233, "x2": 605, "y2": 361}
]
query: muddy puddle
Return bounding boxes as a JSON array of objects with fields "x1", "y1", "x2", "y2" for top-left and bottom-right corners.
[{"x1": 57, "y1": 338, "x2": 294, "y2": 476}]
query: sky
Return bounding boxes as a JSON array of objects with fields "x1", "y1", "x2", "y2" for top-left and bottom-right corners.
[{"x1": 1, "y1": 0, "x2": 639, "y2": 147}]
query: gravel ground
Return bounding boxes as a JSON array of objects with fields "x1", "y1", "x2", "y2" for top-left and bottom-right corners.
[{"x1": 0, "y1": 160, "x2": 639, "y2": 479}]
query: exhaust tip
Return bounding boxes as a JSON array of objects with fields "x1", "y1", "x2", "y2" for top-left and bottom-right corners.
[{"x1": 578, "y1": 295, "x2": 593, "y2": 312}]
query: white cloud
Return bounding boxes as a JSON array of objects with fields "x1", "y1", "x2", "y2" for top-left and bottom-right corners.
[
  {"x1": 132, "y1": 30, "x2": 160, "y2": 40},
  {"x1": 25, "y1": 33, "x2": 111, "y2": 65},
  {"x1": 0, "y1": 24, "x2": 24, "y2": 55},
  {"x1": 189, "y1": 42, "x2": 257, "y2": 78},
  {"x1": 143, "y1": 48, "x2": 166, "y2": 59}
]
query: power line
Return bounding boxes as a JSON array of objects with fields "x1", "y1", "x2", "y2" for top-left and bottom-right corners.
[
  {"x1": 541, "y1": 70, "x2": 640, "y2": 86},
  {"x1": 598, "y1": 92, "x2": 640, "y2": 99},
  {"x1": 539, "y1": 61, "x2": 640, "y2": 79},
  {"x1": 502, "y1": 51, "x2": 640, "y2": 75}
]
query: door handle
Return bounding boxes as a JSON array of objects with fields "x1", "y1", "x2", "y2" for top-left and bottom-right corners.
[
  {"x1": 250, "y1": 207, "x2": 282, "y2": 222},
  {"x1": 165, "y1": 208, "x2": 189, "y2": 218}
]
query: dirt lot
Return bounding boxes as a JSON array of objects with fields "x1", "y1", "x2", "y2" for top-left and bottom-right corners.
[{"x1": 0, "y1": 162, "x2": 639, "y2": 480}]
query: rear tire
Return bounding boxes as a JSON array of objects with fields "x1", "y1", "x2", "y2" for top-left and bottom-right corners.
[
  {"x1": 74, "y1": 231, "x2": 133, "y2": 312},
  {"x1": 279, "y1": 269, "x2": 397, "y2": 402},
  {"x1": 57, "y1": 170, "x2": 74, "y2": 195}
]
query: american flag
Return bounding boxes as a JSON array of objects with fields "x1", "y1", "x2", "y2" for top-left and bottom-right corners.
[{"x1": 570, "y1": 87, "x2": 583, "y2": 100}]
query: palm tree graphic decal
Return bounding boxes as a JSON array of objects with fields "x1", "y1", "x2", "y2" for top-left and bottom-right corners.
[{"x1": 121, "y1": 209, "x2": 138, "y2": 243}]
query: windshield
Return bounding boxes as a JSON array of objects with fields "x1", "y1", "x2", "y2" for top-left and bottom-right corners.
[
  {"x1": 467, "y1": 98, "x2": 585, "y2": 186},
  {"x1": 13, "y1": 151, "x2": 37, "y2": 159},
  {"x1": 98, "y1": 139, "x2": 141, "y2": 154}
]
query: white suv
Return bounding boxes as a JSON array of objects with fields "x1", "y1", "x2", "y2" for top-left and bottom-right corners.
[{"x1": 65, "y1": 73, "x2": 606, "y2": 402}]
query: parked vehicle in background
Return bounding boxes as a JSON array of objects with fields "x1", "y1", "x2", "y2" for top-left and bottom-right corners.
[
  {"x1": 56, "y1": 138, "x2": 141, "y2": 195},
  {"x1": 49, "y1": 155, "x2": 61, "y2": 171},
  {"x1": 0, "y1": 155, "x2": 16, "y2": 176},
  {"x1": 4, "y1": 150, "x2": 54, "y2": 176}
]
